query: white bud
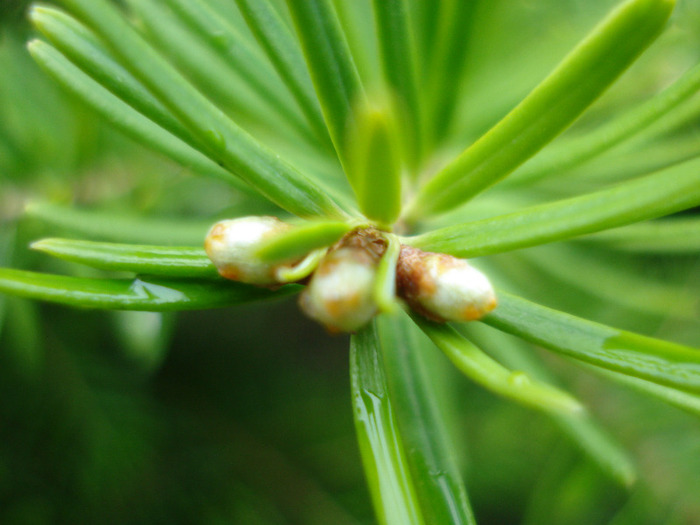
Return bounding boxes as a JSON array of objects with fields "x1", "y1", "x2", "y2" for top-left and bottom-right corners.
[
  {"x1": 299, "y1": 229, "x2": 385, "y2": 333},
  {"x1": 204, "y1": 216, "x2": 292, "y2": 285},
  {"x1": 396, "y1": 246, "x2": 497, "y2": 322}
]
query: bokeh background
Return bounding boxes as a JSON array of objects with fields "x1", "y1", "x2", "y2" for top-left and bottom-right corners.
[{"x1": 1, "y1": 1, "x2": 700, "y2": 524}]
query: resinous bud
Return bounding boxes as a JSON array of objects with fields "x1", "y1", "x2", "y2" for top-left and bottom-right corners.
[
  {"x1": 396, "y1": 246, "x2": 497, "y2": 322},
  {"x1": 299, "y1": 229, "x2": 385, "y2": 333},
  {"x1": 205, "y1": 216, "x2": 293, "y2": 285}
]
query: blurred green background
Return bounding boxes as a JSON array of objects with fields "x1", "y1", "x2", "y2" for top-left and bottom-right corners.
[{"x1": 2, "y1": 1, "x2": 700, "y2": 524}]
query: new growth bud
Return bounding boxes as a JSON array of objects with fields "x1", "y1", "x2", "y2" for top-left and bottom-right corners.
[
  {"x1": 396, "y1": 246, "x2": 497, "y2": 322},
  {"x1": 205, "y1": 216, "x2": 294, "y2": 285},
  {"x1": 204, "y1": 217, "x2": 497, "y2": 330},
  {"x1": 299, "y1": 229, "x2": 386, "y2": 333}
]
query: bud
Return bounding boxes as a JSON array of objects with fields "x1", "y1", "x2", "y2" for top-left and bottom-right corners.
[
  {"x1": 299, "y1": 228, "x2": 385, "y2": 333},
  {"x1": 396, "y1": 246, "x2": 497, "y2": 322},
  {"x1": 204, "y1": 216, "x2": 293, "y2": 285}
]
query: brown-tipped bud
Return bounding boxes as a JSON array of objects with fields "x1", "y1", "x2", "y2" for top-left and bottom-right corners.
[
  {"x1": 396, "y1": 246, "x2": 497, "y2": 322},
  {"x1": 299, "y1": 228, "x2": 385, "y2": 333},
  {"x1": 204, "y1": 216, "x2": 293, "y2": 285}
]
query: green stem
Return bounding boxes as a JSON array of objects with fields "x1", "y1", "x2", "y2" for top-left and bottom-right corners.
[
  {"x1": 56, "y1": 0, "x2": 344, "y2": 219},
  {"x1": 407, "y1": 155, "x2": 700, "y2": 257},
  {"x1": 350, "y1": 324, "x2": 425, "y2": 525},
  {"x1": 285, "y1": 0, "x2": 365, "y2": 169},
  {"x1": 405, "y1": 0, "x2": 675, "y2": 219},
  {"x1": 232, "y1": 0, "x2": 331, "y2": 145},
  {"x1": 413, "y1": 315, "x2": 584, "y2": 414}
]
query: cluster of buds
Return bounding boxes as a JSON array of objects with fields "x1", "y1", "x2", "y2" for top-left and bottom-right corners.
[{"x1": 205, "y1": 217, "x2": 497, "y2": 332}]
